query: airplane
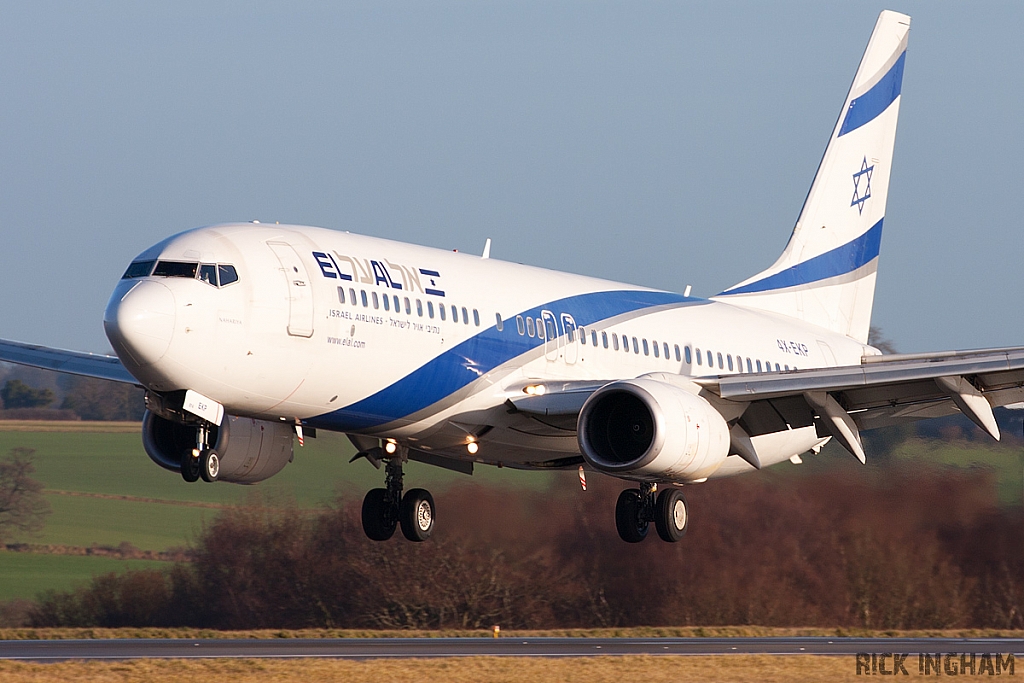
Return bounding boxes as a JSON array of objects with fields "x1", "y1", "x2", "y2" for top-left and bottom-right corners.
[{"x1": 2, "y1": 10, "x2": 1021, "y2": 545}]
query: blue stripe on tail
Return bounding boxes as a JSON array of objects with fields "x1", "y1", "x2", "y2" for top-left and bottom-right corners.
[
  {"x1": 722, "y1": 218, "x2": 883, "y2": 295},
  {"x1": 838, "y1": 52, "x2": 905, "y2": 137}
]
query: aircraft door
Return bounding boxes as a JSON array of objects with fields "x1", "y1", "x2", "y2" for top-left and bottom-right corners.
[
  {"x1": 267, "y1": 242, "x2": 314, "y2": 338},
  {"x1": 541, "y1": 310, "x2": 559, "y2": 362},
  {"x1": 560, "y1": 313, "x2": 578, "y2": 364}
]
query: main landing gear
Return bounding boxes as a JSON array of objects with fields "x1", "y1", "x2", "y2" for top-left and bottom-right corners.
[
  {"x1": 181, "y1": 424, "x2": 220, "y2": 483},
  {"x1": 361, "y1": 456, "x2": 435, "y2": 542},
  {"x1": 615, "y1": 483, "x2": 689, "y2": 543}
]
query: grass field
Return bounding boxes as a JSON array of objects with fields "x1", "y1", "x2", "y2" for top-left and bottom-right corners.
[
  {"x1": 0, "y1": 554, "x2": 166, "y2": 602},
  {"x1": 2, "y1": 421, "x2": 1023, "y2": 603},
  {"x1": 0, "y1": 656, "x2": 863, "y2": 683}
]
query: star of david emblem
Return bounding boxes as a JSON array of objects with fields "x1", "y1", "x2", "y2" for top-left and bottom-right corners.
[{"x1": 851, "y1": 156, "x2": 874, "y2": 215}]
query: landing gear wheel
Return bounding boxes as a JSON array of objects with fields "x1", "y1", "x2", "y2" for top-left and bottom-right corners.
[
  {"x1": 180, "y1": 451, "x2": 201, "y2": 483},
  {"x1": 654, "y1": 488, "x2": 688, "y2": 542},
  {"x1": 362, "y1": 488, "x2": 397, "y2": 541},
  {"x1": 400, "y1": 488, "x2": 435, "y2": 542},
  {"x1": 615, "y1": 489, "x2": 649, "y2": 543},
  {"x1": 200, "y1": 450, "x2": 220, "y2": 483}
]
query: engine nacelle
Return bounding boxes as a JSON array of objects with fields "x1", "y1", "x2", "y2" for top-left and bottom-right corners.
[
  {"x1": 142, "y1": 411, "x2": 294, "y2": 484},
  {"x1": 577, "y1": 378, "x2": 730, "y2": 482}
]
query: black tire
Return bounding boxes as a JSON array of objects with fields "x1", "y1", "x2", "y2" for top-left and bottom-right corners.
[
  {"x1": 654, "y1": 488, "x2": 688, "y2": 542},
  {"x1": 400, "y1": 488, "x2": 435, "y2": 542},
  {"x1": 361, "y1": 488, "x2": 396, "y2": 541},
  {"x1": 180, "y1": 450, "x2": 201, "y2": 483},
  {"x1": 615, "y1": 489, "x2": 648, "y2": 543},
  {"x1": 200, "y1": 450, "x2": 220, "y2": 483}
]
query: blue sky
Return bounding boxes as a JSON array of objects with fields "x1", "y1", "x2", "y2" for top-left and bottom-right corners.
[{"x1": 1, "y1": 1, "x2": 1021, "y2": 354}]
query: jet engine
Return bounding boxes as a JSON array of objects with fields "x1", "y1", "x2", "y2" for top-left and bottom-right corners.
[
  {"x1": 577, "y1": 378, "x2": 730, "y2": 482},
  {"x1": 142, "y1": 411, "x2": 295, "y2": 483}
]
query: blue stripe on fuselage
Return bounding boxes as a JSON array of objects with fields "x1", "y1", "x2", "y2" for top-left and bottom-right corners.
[
  {"x1": 838, "y1": 51, "x2": 905, "y2": 137},
  {"x1": 306, "y1": 289, "x2": 703, "y2": 432},
  {"x1": 721, "y1": 218, "x2": 882, "y2": 296}
]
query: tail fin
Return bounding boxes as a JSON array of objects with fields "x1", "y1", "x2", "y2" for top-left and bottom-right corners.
[{"x1": 717, "y1": 10, "x2": 910, "y2": 344}]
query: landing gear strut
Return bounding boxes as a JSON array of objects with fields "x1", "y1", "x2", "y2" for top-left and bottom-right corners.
[
  {"x1": 615, "y1": 483, "x2": 688, "y2": 543},
  {"x1": 181, "y1": 424, "x2": 219, "y2": 483},
  {"x1": 361, "y1": 453, "x2": 435, "y2": 542}
]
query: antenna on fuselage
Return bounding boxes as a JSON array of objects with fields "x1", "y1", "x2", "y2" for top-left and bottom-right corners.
[{"x1": 482, "y1": 238, "x2": 491, "y2": 259}]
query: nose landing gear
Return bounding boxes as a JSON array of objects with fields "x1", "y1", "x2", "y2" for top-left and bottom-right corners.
[
  {"x1": 360, "y1": 449, "x2": 435, "y2": 542},
  {"x1": 181, "y1": 424, "x2": 219, "y2": 483}
]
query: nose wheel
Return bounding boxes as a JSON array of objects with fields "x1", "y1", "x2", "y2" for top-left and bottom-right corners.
[
  {"x1": 181, "y1": 424, "x2": 219, "y2": 483},
  {"x1": 360, "y1": 452, "x2": 435, "y2": 542}
]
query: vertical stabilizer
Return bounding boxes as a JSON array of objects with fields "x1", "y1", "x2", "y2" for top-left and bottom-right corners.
[{"x1": 717, "y1": 11, "x2": 910, "y2": 344}]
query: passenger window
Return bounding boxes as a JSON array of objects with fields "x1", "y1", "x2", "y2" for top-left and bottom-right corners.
[
  {"x1": 727, "y1": 355, "x2": 734, "y2": 371},
  {"x1": 612, "y1": 334, "x2": 619, "y2": 351},
  {"x1": 537, "y1": 318, "x2": 545, "y2": 339},
  {"x1": 663, "y1": 342, "x2": 670, "y2": 359},
  {"x1": 632, "y1": 337, "x2": 639, "y2": 354},
  {"x1": 383, "y1": 294, "x2": 390, "y2": 311},
  {"x1": 579, "y1": 327, "x2": 586, "y2": 345},
  {"x1": 404, "y1": 297, "x2": 411, "y2": 315},
  {"x1": 746, "y1": 358, "x2": 753, "y2": 373},
  {"x1": 439, "y1": 302, "x2": 446, "y2": 320},
  {"x1": 451, "y1": 305, "x2": 458, "y2": 323},
  {"x1": 121, "y1": 260, "x2": 155, "y2": 279},
  {"x1": 218, "y1": 265, "x2": 239, "y2": 286},
  {"x1": 526, "y1": 317, "x2": 535, "y2": 337},
  {"x1": 463, "y1": 307, "x2": 470, "y2": 325},
  {"x1": 416, "y1": 299, "x2": 423, "y2": 316},
  {"x1": 785, "y1": 364, "x2": 789, "y2": 371},
  {"x1": 373, "y1": 292, "x2": 380, "y2": 310},
  {"x1": 775, "y1": 363, "x2": 781, "y2": 372},
  {"x1": 153, "y1": 261, "x2": 198, "y2": 278},
  {"x1": 350, "y1": 288, "x2": 358, "y2": 306},
  {"x1": 495, "y1": 313, "x2": 503, "y2": 331},
  {"x1": 602, "y1": 332, "x2": 609, "y2": 348},
  {"x1": 393, "y1": 295, "x2": 400, "y2": 312},
  {"x1": 652, "y1": 340, "x2": 659, "y2": 358},
  {"x1": 473, "y1": 309, "x2": 480, "y2": 326},
  {"x1": 360, "y1": 290, "x2": 368, "y2": 307},
  {"x1": 517, "y1": 315, "x2": 525, "y2": 335},
  {"x1": 756, "y1": 359, "x2": 763, "y2": 372},
  {"x1": 696, "y1": 348, "x2": 702, "y2": 365},
  {"x1": 717, "y1": 352, "x2": 724, "y2": 369},
  {"x1": 198, "y1": 264, "x2": 217, "y2": 285},
  {"x1": 337, "y1": 287, "x2": 346, "y2": 304},
  {"x1": 427, "y1": 301, "x2": 434, "y2": 318},
  {"x1": 643, "y1": 339, "x2": 650, "y2": 356},
  {"x1": 546, "y1": 318, "x2": 556, "y2": 339},
  {"x1": 681, "y1": 345, "x2": 687, "y2": 363},
  {"x1": 593, "y1": 331, "x2": 599, "y2": 347}
]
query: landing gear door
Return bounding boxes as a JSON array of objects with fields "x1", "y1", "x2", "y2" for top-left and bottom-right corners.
[
  {"x1": 541, "y1": 310, "x2": 559, "y2": 362},
  {"x1": 267, "y1": 242, "x2": 314, "y2": 338},
  {"x1": 560, "y1": 313, "x2": 578, "y2": 365}
]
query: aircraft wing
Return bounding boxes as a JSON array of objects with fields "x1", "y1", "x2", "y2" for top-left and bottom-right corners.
[
  {"x1": 702, "y1": 347, "x2": 1024, "y2": 431},
  {"x1": 508, "y1": 346, "x2": 1024, "y2": 462},
  {"x1": 0, "y1": 338, "x2": 138, "y2": 385}
]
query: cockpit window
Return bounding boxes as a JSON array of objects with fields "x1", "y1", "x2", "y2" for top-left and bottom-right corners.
[
  {"x1": 218, "y1": 265, "x2": 239, "y2": 286},
  {"x1": 198, "y1": 264, "x2": 217, "y2": 286},
  {"x1": 153, "y1": 261, "x2": 199, "y2": 278},
  {"x1": 121, "y1": 260, "x2": 156, "y2": 279}
]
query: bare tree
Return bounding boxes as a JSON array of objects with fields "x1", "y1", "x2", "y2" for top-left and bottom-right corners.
[
  {"x1": 0, "y1": 448, "x2": 51, "y2": 543},
  {"x1": 868, "y1": 326, "x2": 898, "y2": 354}
]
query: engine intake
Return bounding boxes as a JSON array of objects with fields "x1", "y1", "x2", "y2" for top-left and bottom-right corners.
[
  {"x1": 142, "y1": 411, "x2": 294, "y2": 483},
  {"x1": 578, "y1": 378, "x2": 730, "y2": 481}
]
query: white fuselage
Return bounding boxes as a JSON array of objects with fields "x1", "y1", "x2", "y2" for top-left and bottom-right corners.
[{"x1": 104, "y1": 223, "x2": 870, "y2": 479}]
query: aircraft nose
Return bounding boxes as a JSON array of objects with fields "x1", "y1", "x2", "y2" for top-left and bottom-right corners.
[{"x1": 103, "y1": 280, "x2": 176, "y2": 366}]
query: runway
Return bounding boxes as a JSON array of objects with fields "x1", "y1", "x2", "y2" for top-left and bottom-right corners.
[{"x1": 2, "y1": 637, "x2": 1023, "y2": 662}]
